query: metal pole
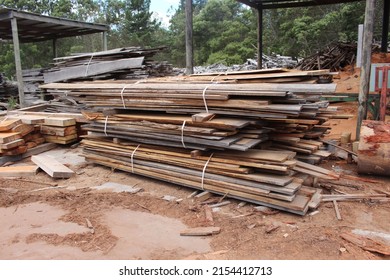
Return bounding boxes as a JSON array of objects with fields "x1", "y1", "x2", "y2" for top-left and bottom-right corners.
[
  {"x1": 382, "y1": 0, "x2": 389, "y2": 52},
  {"x1": 11, "y1": 17, "x2": 25, "y2": 108},
  {"x1": 185, "y1": 0, "x2": 194, "y2": 75},
  {"x1": 257, "y1": 6, "x2": 263, "y2": 69},
  {"x1": 357, "y1": 0, "x2": 376, "y2": 140}
]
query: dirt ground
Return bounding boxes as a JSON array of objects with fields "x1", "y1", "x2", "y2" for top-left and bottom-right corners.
[{"x1": 1, "y1": 103, "x2": 390, "y2": 260}]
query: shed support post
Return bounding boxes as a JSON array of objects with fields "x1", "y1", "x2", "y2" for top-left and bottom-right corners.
[
  {"x1": 382, "y1": 0, "x2": 390, "y2": 52},
  {"x1": 102, "y1": 31, "x2": 108, "y2": 51},
  {"x1": 257, "y1": 6, "x2": 263, "y2": 69},
  {"x1": 11, "y1": 17, "x2": 25, "y2": 108},
  {"x1": 357, "y1": 0, "x2": 376, "y2": 140},
  {"x1": 53, "y1": 38, "x2": 57, "y2": 58},
  {"x1": 185, "y1": 0, "x2": 194, "y2": 75}
]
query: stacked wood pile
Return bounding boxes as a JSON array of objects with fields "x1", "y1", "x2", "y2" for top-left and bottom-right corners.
[
  {"x1": 38, "y1": 69, "x2": 342, "y2": 214},
  {"x1": 0, "y1": 118, "x2": 45, "y2": 156},
  {"x1": 40, "y1": 117, "x2": 78, "y2": 145},
  {"x1": 0, "y1": 73, "x2": 18, "y2": 106},
  {"x1": 44, "y1": 46, "x2": 172, "y2": 83},
  {"x1": 297, "y1": 42, "x2": 358, "y2": 71}
]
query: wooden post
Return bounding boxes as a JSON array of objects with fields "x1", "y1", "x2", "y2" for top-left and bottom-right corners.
[
  {"x1": 10, "y1": 17, "x2": 25, "y2": 108},
  {"x1": 382, "y1": 0, "x2": 390, "y2": 52},
  {"x1": 356, "y1": 0, "x2": 376, "y2": 140},
  {"x1": 356, "y1": 24, "x2": 364, "y2": 67},
  {"x1": 52, "y1": 38, "x2": 58, "y2": 58},
  {"x1": 257, "y1": 6, "x2": 263, "y2": 69},
  {"x1": 185, "y1": 0, "x2": 194, "y2": 75},
  {"x1": 102, "y1": 31, "x2": 108, "y2": 51}
]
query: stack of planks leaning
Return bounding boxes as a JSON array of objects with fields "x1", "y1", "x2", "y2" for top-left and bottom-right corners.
[
  {"x1": 40, "y1": 69, "x2": 340, "y2": 215},
  {"x1": 0, "y1": 118, "x2": 45, "y2": 157},
  {"x1": 44, "y1": 46, "x2": 172, "y2": 83}
]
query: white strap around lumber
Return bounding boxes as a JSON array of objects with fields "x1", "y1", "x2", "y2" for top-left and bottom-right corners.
[
  {"x1": 84, "y1": 54, "x2": 94, "y2": 76},
  {"x1": 201, "y1": 153, "x2": 214, "y2": 190},
  {"x1": 131, "y1": 144, "x2": 141, "y2": 173},
  {"x1": 181, "y1": 120, "x2": 186, "y2": 148},
  {"x1": 104, "y1": 116, "x2": 109, "y2": 136},
  {"x1": 202, "y1": 85, "x2": 210, "y2": 113}
]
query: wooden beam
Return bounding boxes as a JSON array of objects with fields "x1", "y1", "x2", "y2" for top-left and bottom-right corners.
[
  {"x1": 382, "y1": 0, "x2": 390, "y2": 52},
  {"x1": 102, "y1": 31, "x2": 108, "y2": 51},
  {"x1": 257, "y1": 6, "x2": 263, "y2": 69},
  {"x1": 185, "y1": 0, "x2": 194, "y2": 75},
  {"x1": 52, "y1": 38, "x2": 57, "y2": 58},
  {"x1": 11, "y1": 17, "x2": 25, "y2": 108},
  {"x1": 31, "y1": 155, "x2": 74, "y2": 178},
  {"x1": 356, "y1": 0, "x2": 376, "y2": 140}
]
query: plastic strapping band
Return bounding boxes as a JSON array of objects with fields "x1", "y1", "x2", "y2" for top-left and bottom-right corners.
[
  {"x1": 181, "y1": 120, "x2": 186, "y2": 148},
  {"x1": 211, "y1": 73, "x2": 222, "y2": 83},
  {"x1": 104, "y1": 116, "x2": 109, "y2": 136},
  {"x1": 202, "y1": 85, "x2": 210, "y2": 113},
  {"x1": 85, "y1": 54, "x2": 94, "y2": 76},
  {"x1": 130, "y1": 144, "x2": 141, "y2": 173},
  {"x1": 200, "y1": 153, "x2": 214, "y2": 190},
  {"x1": 120, "y1": 84, "x2": 128, "y2": 109}
]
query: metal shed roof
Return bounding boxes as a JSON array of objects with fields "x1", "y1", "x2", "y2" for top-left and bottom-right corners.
[{"x1": 0, "y1": 8, "x2": 109, "y2": 43}]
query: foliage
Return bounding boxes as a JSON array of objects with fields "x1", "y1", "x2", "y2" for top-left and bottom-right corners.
[{"x1": 0, "y1": 0, "x2": 387, "y2": 78}]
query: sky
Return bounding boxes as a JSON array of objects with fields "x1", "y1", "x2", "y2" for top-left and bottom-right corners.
[{"x1": 150, "y1": 0, "x2": 180, "y2": 27}]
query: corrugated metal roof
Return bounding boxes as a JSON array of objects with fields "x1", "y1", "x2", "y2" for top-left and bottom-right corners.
[{"x1": 0, "y1": 8, "x2": 109, "y2": 43}]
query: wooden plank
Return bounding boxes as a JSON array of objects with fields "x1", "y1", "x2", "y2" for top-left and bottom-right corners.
[
  {"x1": 10, "y1": 115, "x2": 44, "y2": 124},
  {"x1": 0, "y1": 139, "x2": 25, "y2": 150},
  {"x1": 0, "y1": 165, "x2": 39, "y2": 177},
  {"x1": 341, "y1": 232, "x2": 390, "y2": 256},
  {"x1": 12, "y1": 123, "x2": 34, "y2": 137},
  {"x1": 43, "y1": 117, "x2": 76, "y2": 127},
  {"x1": 40, "y1": 125, "x2": 76, "y2": 136},
  {"x1": 0, "y1": 132, "x2": 21, "y2": 144},
  {"x1": 0, "y1": 143, "x2": 57, "y2": 166},
  {"x1": 0, "y1": 119, "x2": 22, "y2": 131},
  {"x1": 192, "y1": 112, "x2": 215, "y2": 123},
  {"x1": 180, "y1": 227, "x2": 221, "y2": 236},
  {"x1": 31, "y1": 155, "x2": 74, "y2": 178},
  {"x1": 44, "y1": 57, "x2": 145, "y2": 83}
]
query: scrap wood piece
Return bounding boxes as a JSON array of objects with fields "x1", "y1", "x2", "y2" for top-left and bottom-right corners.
[
  {"x1": 192, "y1": 112, "x2": 215, "y2": 123},
  {"x1": 0, "y1": 132, "x2": 21, "y2": 144},
  {"x1": 85, "y1": 218, "x2": 95, "y2": 234},
  {"x1": 204, "y1": 205, "x2": 214, "y2": 224},
  {"x1": 31, "y1": 155, "x2": 74, "y2": 178},
  {"x1": 180, "y1": 226, "x2": 221, "y2": 236},
  {"x1": 321, "y1": 194, "x2": 386, "y2": 202},
  {"x1": 0, "y1": 165, "x2": 39, "y2": 177},
  {"x1": 0, "y1": 119, "x2": 22, "y2": 131},
  {"x1": 43, "y1": 117, "x2": 76, "y2": 127},
  {"x1": 333, "y1": 200, "x2": 342, "y2": 220},
  {"x1": 340, "y1": 232, "x2": 390, "y2": 256}
]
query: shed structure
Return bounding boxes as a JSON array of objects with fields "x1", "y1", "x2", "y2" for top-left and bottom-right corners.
[{"x1": 0, "y1": 8, "x2": 109, "y2": 107}]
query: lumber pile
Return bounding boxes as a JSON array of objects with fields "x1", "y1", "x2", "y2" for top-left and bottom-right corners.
[
  {"x1": 44, "y1": 46, "x2": 172, "y2": 83},
  {"x1": 4, "y1": 115, "x2": 79, "y2": 145},
  {"x1": 40, "y1": 117, "x2": 78, "y2": 145},
  {"x1": 297, "y1": 42, "x2": 358, "y2": 71},
  {"x1": 0, "y1": 118, "x2": 45, "y2": 156},
  {"x1": 52, "y1": 75, "x2": 341, "y2": 215}
]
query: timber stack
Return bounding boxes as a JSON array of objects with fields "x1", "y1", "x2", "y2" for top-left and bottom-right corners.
[
  {"x1": 44, "y1": 46, "x2": 172, "y2": 83},
  {"x1": 0, "y1": 118, "x2": 45, "y2": 156},
  {"x1": 40, "y1": 70, "x2": 340, "y2": 215}
]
